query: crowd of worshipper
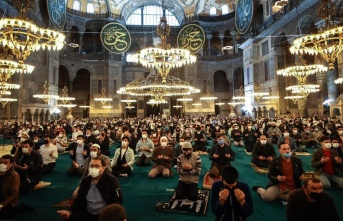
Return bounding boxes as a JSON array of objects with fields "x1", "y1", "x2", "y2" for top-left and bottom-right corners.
[{"x1": 0, "y1": 114, "x2": 342, "y2": 221}]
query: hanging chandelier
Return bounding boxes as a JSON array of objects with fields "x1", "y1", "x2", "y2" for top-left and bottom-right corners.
[
  {"x1": 289, "y1": 0, "x2": 343, "y2": 70},
  {"x1": 277, "y1": 60, "x2": 328, "y2": 84},
  {"x1": 177, "y1": 97, "x2": 193, "y2": 102},
  {"x1": 192, "y1": 99, "x2": 202, "y2": 106},
  {"x1": 286, "y1": 84, "x2": 320, "y2": 98},
  {"x1": 261, "y1": 87, "x2": 279, "y2": 101},
  {"x1": 117, "y1": 73, "x2": 200, "y2": 101},
  {"x1": 0, "y1": 82, "x2": 20, "y2": 97},
  {"x1": 200, "y1": 87, "x2": 217, "y2": 101},
  {"x1": 94, "y1": 88, "x2": 113, "y2": 105},
  {"x1": 173, "y1": 101, "x2": 182, "y2": 109},
  {"x1": 131, "y1": 17, "x2": 196, "y2": 82},
  {"x1": 0, "y1": 0, "x2": 65, "y2": 64},
  {"x1": 57, "y1": 86, "x2": 76, "y2": 107},
  {"x1": 285, "y1": 95, "x2": 304, "y2": 104},
  {"x1": 102, "y1": 105, "x2": 113, "y2": 109},
  {"x1": 232, "y1": 86, "x2": 245, "y2": 102},
  {"x1": 33, "y1": 81, "x2": 59, "y2": 103},
  {"x1": 215, "y1": 100, "x2": 226, "y2": 106},
  {"x1": 0, "y1": 97, "x2": 17, "y2": 107},
  {"x1": 252, "y1": 82, "x2": 269, "y2": 101},
  {"x1": 227, "y1": 101, "x2": 245, "y2": 107},
  {"x1": 120, "y1": 96, "x2": 137, "y2": 107}
]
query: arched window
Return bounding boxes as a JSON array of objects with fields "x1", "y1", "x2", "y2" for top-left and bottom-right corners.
[
  {"x1": 213, "y1": 71, "x2": 230, "y2": 92},
  {"x1": 73, "y1": 0, "x2": 81, "y2": 11},
  {"x1": 222, "y1": 5, "x2": 229, "y2": 15},
  {"x1": 210, "y1": 7, "x2": 217, "y2": 16},
  {"x1": 87, "y1": 3, "x2": 94, "y2": 14},
  {"x1": 126, "y1": 5, "x2": 179, "y2": 26}
]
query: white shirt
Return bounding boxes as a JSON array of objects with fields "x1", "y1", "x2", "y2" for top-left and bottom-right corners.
[{"x1": 39, "y1": 143, "x2": 58, "y2": 164}]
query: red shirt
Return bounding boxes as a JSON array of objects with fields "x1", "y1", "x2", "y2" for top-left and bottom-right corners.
[
  {"x1": 279, "y1": 158, "x2": 296, "y2": 191},
  {"x1": 322, "y1": 148, "x2": 334, "y2": 175}
]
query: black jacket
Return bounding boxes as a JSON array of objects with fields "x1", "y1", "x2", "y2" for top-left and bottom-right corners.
[
  {"x1": 209, "y1": 143, "x2": 235, "y2": 167},
  {"x1": 15, "y1": 151, "x2": 43, "y2": 186},
  {"x1": 70, "y1": 172, "x2": 123, "y2": 214},
  {"x1": 69, "y1": 144, "x2": 90, "y2": 162},
  {"x1": 267, "y1": 155, "x2": 305, "y2": 189},
  {"x1": 287, "y1": 188, "x2": 340, "y2": 221}
]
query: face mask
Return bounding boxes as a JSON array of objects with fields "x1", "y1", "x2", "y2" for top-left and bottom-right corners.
[
  {"x1": 122, "y1": 141, "x2": 128, "y2": 147},
  {"x1": 338, "y1": 131, "x2": 343, "y2": 135},
  {"x1": 218, "y1": 140, "x2": 225, "y2": 146},
  {"x1": 44, "y1": 140, "x2": 49, "y2": 144},
  {"x1": 142, "y1": 134, "x2": 147, "y2": 139},
  {"x1": 305, "y1": 130, "x2": 310, "y2": 133},
  {"x1": 86, "y1": 134, "x2": 90, "y2": 137},
  {"x1": 161, "y1": 142, "x2": 167, "y2": 147},
  {"x1": 332, "y1": 143, "x2": 339, "y2": 148},
  {"x1": 0, "y1": 163, "x2": 8, "y2": 172},
  {"x1": 247, "y1": 126, "x2": 252, "y2": 129},
  {"x1": 88, "y1": 168, "x2": 100, "y2": 178},
  {"x1": 215, "y1": 127, "x2": 219, "y2": 130},
  {"x1": 93, "y1": 126, "x2": 97, "y2": 128},
  {"x1": 180, "y1": 142, "x2": 184, "y2": 146},
  {"x1": 259, "y1": 129, "x2": 263, "y2": 132},
  {"x1": 323, "y1": 143, "x2": 331, "y2": 148},
  {"x1": 22, "y1": 147, "x2": 29, "y2": 154},
  {"x1": 283, "y1": 153, "x2": 292, "y2": 159},
  {"x1": 77, "y1": 140, "x2": 83, "y2": 145},
  {"x1": 90, "y1": 152, "x2": 98, "y2": 159},
  {"x1": 260, "y1": 140, "x2": 267, "y2": 145},
  {"x1": 20, "y1": 138, "x2": 26, "y2": 142},
  {"x1": 283, "y1": 133, "x2": 289, "y2": 137},
  {"x1": 293, "y1": 131, "x2": 298, "y2": 134},
  {"x1": 57, "y1": 126, "x2": 60, "y2": 128},
  {"x1": 59, "y1": 134, "x2": 63, "y2": 137},
  {"x1": 33, "y1": 139, "x2": 38, "y2": 143},
  {"x1": 153, "y1": 134, "x2": 157, "y2": 137},
  {"x1": 326, "y1": 130, "x2": 331, "y2": 134},
  {"x1": 314, "y1": 129, "x2": 319, "y2": 131},
  {"x1": 47, "y1": 127, "x2": 50, "y2": 129},
  {"x1": 197, "y1": 131, "x2": 201, "y2": 134},
  {"x1": 308, "y1": 191, "x2": 322, "y2": 200}
]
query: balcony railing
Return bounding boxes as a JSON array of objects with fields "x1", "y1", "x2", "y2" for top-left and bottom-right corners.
[
  {"x1": 66, "y1": 8, "x2": 122, "y2": 19},
  {"x1": 184, "y1": 12, "x2": 235, "y2": 23}
]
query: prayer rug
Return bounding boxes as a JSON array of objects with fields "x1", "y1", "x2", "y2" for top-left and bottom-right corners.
[
  {"x1": 202, "y1": 172, "x2": 221, "y2": 189},
  {"x1": 244, "y1": 150, "x2": 252, "y2": 155},
  {"x1": 250, "y1": 163, "x2": 269, "y2": 174},
  {"x1": 32, "y1": 181, "x2": 51, "y2": 191},
  {"x1": 158, "y1": 189, "x2": 210, "y2": 216},
  {"x1": 53, "y1": 197, "x2": 74, "y2": 208},
  {"x1": 294, "y1": 152, "x2": 311, "y2": 156}
]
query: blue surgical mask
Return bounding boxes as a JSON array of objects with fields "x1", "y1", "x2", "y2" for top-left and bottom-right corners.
[
  {"x1": 218, "y1": 140, "x2": 225, "y2": 146},
  {"x1": 283, "y1": 153, "x2": 292, "y2": 159}
]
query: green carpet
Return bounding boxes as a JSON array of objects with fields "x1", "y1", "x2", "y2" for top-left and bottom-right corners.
[{"x1": 10, "y1": 143, "x2": 343, "y2": 221}]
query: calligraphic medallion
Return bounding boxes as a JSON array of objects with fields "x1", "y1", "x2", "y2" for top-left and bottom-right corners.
[
  {"x1": 235, "y1": 0, "x2": 253, "y2": 34},
  {"x1": 47, "y1": 0, "x2": 66, "y2": 30},
  {"x1": 177, "y1": 24, "x2": 205, "y2": 54},
  {"x1": 100, "y1": 22, "x2": 131, "y2": 54}
]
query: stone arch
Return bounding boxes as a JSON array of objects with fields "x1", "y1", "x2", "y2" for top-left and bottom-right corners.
[
  {"x1": 254, "y1": 3, "x2": 264, "y2": 29},
  {"x1": 233, "y1": 67, "x2": 244, "y2": 89},
  {"x1": 263, "y1": 106, "x2": 268, "y2": 118},
  {"x1": 24, "y1": 109, "x2": 32, "y2": 121},
  {"x1": 213, "y1": 70, "x2": 230, "y2": 93},
  {"x1": 73, "y1": 69, "x2": 91, "y2": 92},
  {"x1": 33, "y1": 109, "x2": 39, "y2": 122},
  {"x1": 270, "y1": 107, "x2": 276, "y2": 119},
  {"x1": 299, "y1": 15, "x2": 316, "y2": 34},
  {"x1": 40, "y1": 109, "x2": 44, "y2": 123},
  {"x1": 252, "y1": 107, "x2": 257, "y2": 119},
  {"x1": 45, "y1": 110, "x2": 50, "y2": 122},
  {"x1": 69, "y1": 26, "x2": 81, "y2": 53},
  {"x1": 333, "y1": 108, "x2": 340, "y2": 118},
  {"x1": 257, "y1": 107, "x2": 262, "y2": 118},
  {"x1": 59, "y1": 65, "x2": 70, "y2": 89}
]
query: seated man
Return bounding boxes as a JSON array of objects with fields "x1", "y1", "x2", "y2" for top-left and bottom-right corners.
[
  {"x1": 32, "y1": 134, "x2": 44, "y2": 152},
  {"x1": 311, "y1": 136, "x2": 343, "y2": 189},
  {"x1": 230, "y1": 124, "x2": 244, "y2": 146},
  {"x1": 175, "y1": 142, "x2": 201, "y2": 201},
  {"x1": 301, "y1": 126, "x2": 320, "y2": 148},
  {"x1": 111, "y1": 136, "x2": 135, "y2": 177},
  {"x1": 0, "y1": 154, "x2": 20, "y2": 219},
  {"x1": 267, "y1": 122, "x2": 282, "y2": 144},
  {"x1": 242, "y1": 122, "x2": 255, "y2": 152},
  {"x1": 39, "y1": 134, "x2": 58, "y2": 174},
  {"x1": 58, "y1": 157, "x2": 123, "y2": 221},
  {"x1": 211, "y1": 166, "x2": 253, "y2": 221},
  {"x1": 251, "y1": 135, "x2": 276, "y2": 168},
  {"x1": 148, "y1": 136, "x2": 174, "y2": 178},
  {"x1": 99, "y1": 204, "x2": 127, "y2": 221},
  {"x1": 289, "y1": 127, "x2": 306, "y2": 152},
  {"x1": 193, "y1": 126, "x2": 207, "y2": 152},
  {"x1": 209, "y1": 134, "x2": 236, "y2": 178},
  {"x1": 252, "y1": 143, "x2": 305, "y2": 201},
  {"x1": 278, "y1": 130, "x2": 297, "y2": 153},
  {"x1": 14, "y1": 140, "x2": 43, "y2": 193},
  {"x1": 135, "y1": 129, "x2": 154, "y2": 166},
  {"x1": 53, "y1": 131, "x2": 68, "y2": 153},
  {"x1": 67, "y1": 135, "x2": 90, "y2": 176},
  {"x1": 287, "y1": 175, "x2": 340, "y2": 221}
]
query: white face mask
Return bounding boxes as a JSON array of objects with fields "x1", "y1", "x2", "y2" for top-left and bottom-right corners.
[
  {"x1": 122, "y1": 141, "x2": 128, "y2": 147},
  {"x1": 142, "y1": 134, "x2": 147, "y2": 139},
  {"x1": 77, "y1": 140, "x2": 83, "y2": 145},
  {"x1": 90, "y1": 152, "x2": 98, "y2": 159},
  {"x1": 33, "y1": 139, "x2": 38, "y2": 143},
  {"x1": 161, "y1": 142, "x2": 167, "y2": 147},
  {"x1": 324, "y1": 143, "x2": 332, "y2": 149},
  {"x1": 22, "y1": 147, "x2": 29, "y2": 154},
  {"x1": 0, "y1": 163, "x2": 8, "y2": 172},
  {"x1": 283, "y1": 133, "x2": 289, "y2": 137},
  {"x1": 338, "y1": 131, "x2": 343, "y2": 135},
  {"x1": 86, "y1": 134, "x2": 90, "y2": 137},
  {"x1": 153, "y1": 134, "x2": 157, "y2": 137},
  {"x1": 20, "y1": 138, "x2": 26, "y2": 142},
  {"x1": 59, "y1": 134, "x2": 63, "y2": 137},
  {"x1": 88, "y1": 168, "x2": 100, "y2": 178},
  {"x1": 260, "y1": 140, "x2": 267, "y2": 145},
  {"x1": 332, "y1": 143, "x2": 340, "y2": 148},
  {"x1": 247, "y1": 126, "x2": 252, "y2": 129}
]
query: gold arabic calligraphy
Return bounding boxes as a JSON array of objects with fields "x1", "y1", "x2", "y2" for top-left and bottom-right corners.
[
  {"x1": 103, "y1": 27, "x2": 128, "y2": 51},
  {"x1": 179, "y1": 26, "x2": 204, "y2": 53}
]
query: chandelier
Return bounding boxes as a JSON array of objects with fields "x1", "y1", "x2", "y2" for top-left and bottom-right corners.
[
  {"x1": 200, "y1": 87, "x2": 217, "y2": 102},
  {"x1": 0, "y1": 97, "x2": 17, "y2": 107},
  {"x1": 252, "y1": 82, "x2": 269, "y2": 101},
  {"x1": 57, "y1": 86, "x2": 76, "y2": 107},
  {"x1": 192, "y1": 99, "x2": 202, "y2": 106},
  {"x1": 285, "y1": 95, "x2": 304, "y2": 104},
  {"x1": 177, "y1": 97, "x2": 193, "y2": 102},
  {"x1": 215, "y1": 100, "x2": 226, "y2": 106},
  {"x1": 131, "y1": 17, "x2": 196, "y2": 82},
  {"x1": 0, "y1": 82, "x2": 20, "y2": 97},
  {"x1": 0, "y1": 0, "x2": 65, "y2": 64},
  {"x1": 33, "y1": 81, "x2": 59, "y2": 103},
  {"x1": 277, "y1": 60, "x2": 328, "y2": 84},
  {"x1": 102, "y1": 105, "x2": 113, "y2": 109},
  {"x1": 286, "y1": 84, "x2": 320, "y2": 98},
  {"x1": 117, "y1": 73, "x2": 200, "y2": 102},
  {"x1": 94, "y1": 88, "x2": 113, "y2": 105},
  {"x1": 173, "y1": 101, "x2": 182, "y2": 109},
  {"x1": 120, "y1": 96, "x2": 137, "y2": 108},
  {"x1": 227, "y1": 101, "x2": 245, "y2": 107},
  {"x1": 261, "y1": 87, "x2": 279, "y2": 101},
  {"x1": 232, "y1": 86, "x2": 245, "y2": 102},
  {"x1": 289, "y1": 0, "x2": 343, "y2": 70}
]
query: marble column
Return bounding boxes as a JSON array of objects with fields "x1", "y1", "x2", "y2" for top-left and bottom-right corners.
[
  {"x1": 79, "y1": 33, "x2": 84, "y2": 53},
  {"x1": 327, "y1": 65, "x2": 339, "y2": 100},
  {"x1": 219, "y1": 32, "x2": 224, "y2": 55},
  {"x1": 206, "y1": 34, "x2": 212, "y2": 56},
  {"x1": 230, "y1": 31, "x2": 237, "y2": 54},
  {"x1": 298, "y1": 98, "x2": 307, "y2": 117},
  {"x1": 316, "y1": 72, "x2": 328, "y2": 114}
]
